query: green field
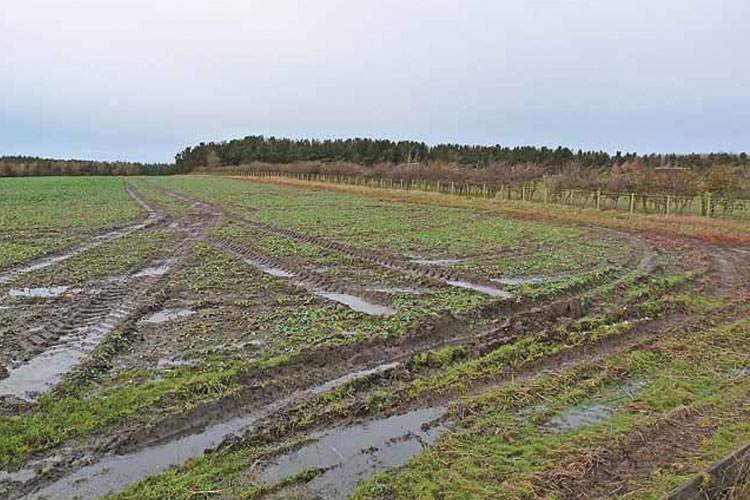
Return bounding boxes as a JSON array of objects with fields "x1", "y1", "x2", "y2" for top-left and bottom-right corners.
[
  {"x1": 0, "y1": 177, "x2": 141, "y2": 270},
  {"x1": 0, "y1": 175, "x2": 747, "y2": 500}
]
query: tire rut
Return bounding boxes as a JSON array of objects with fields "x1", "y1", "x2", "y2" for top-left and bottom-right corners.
[
  {"x1": 0, "y1": 182, "x2": 161, "y2": 286},
  {"x1": 147, "y1": 182, "x2": 513, "y2": 297}
]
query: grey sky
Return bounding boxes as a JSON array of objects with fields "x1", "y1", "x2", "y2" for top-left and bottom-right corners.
[{"x1": 2, "y1": 0, "x2": 749, "y2": 163}]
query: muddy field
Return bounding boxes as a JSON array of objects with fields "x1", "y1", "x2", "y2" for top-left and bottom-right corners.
[{"x1": 0, "y1": 175, "x2": 748, "y2": 500}]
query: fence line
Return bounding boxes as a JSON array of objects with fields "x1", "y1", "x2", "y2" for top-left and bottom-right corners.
[{"x1": 198, "y1": 169, "x2": 750, "y2": 220}]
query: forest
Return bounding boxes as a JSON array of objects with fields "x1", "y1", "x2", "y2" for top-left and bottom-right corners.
[{"x1": 174, "y1": 135, "x2": 750, "y2": 171}]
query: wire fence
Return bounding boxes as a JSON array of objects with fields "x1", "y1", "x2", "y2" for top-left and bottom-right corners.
[{"x1": 201, "y1": 169, "x2": 750, "y2": 220}]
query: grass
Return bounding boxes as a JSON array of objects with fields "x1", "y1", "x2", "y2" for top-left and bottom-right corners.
[
  {"x1": 0, "y1": 177, "x2": 141, "y2": 270},
  {"x1": 1, "y1": 175, "x2": 741, "y2": 500},
  {"x1": 0, "y1": 359, "x2": 247, "y2": 467},
  {"x1": 236, "y1": 175, "x2": 750, "y2": 245},
  {"x1": 148, "y1": 176, "x2": 631, "y2": 273},
  {"x1": 351, "y1": 314, "x2": 750, "y2": 499},
  {"x1": 16, "y1": 228, "x2": 183, "y2": 287}
]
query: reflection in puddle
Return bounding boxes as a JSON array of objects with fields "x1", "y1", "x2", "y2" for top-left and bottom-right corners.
[
  {"x1": 134, "y1": 265, "x2": 170, "y2": 278},
  {"x1": 491, "y1": 276, "x2": 547, "y2": 286},
  {"x1": 366, "y1": 286, "x2": 422, "y2": 294},
  {"x1": 225, "y1": 245, "x2": 393, "y2": 316},
  {"x1": 544, "y1": 403, "x2": 613, "y2": 432},
  {"x1": 409, "y1": 256, "x2": 462, "y2": 266},
  {"x1": 26, "y1": 413, "x2": 260, "y2": 500},
  {"x1": 0, "y1": 219, "x2": 154, "y2": 286},
  {"x1": 8, "y1": 286, "x2": 70, "y2": 298},
  {"x1": 156, "y1": 358, "x2": 193, "y2": 369},
  {"x1": 259, "y1": 407, "x2": 447, "y2": 499},
  {"x1": 243, "y1": 258, "x2": 295, "y2": 278},
  {"x1": 0, "y1": 467, "x2": 35, "y2": 484},
  {"x1": 144, "y1": 308, "x2": 195, "y2": 324},
  {"x1": 446, "y1": 280, "x2": 512, "y2": 298},
  {"x1": 542, "y1": 381, "x2": 649, "y2": 433},
  {"x1": 314, "y1": 292, "x2": 395, "y2": 316}
]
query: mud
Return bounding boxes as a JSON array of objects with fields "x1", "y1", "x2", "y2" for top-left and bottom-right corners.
[
  {"x1": 6, "y1": 179, "x2": 727, "y2": 500},
  {"x1": 7, "y1": 286, "x2": 71, "y2": 298},
  {"x1": 0, "y1": 185, "x2": 184, "y2": 400},
  {"x1": 22, "y1": 362, "x2": 403, "y2": 499},
  {"x1": 242, "y1": 256, "x2": 296, "y2": 278},
  {"x1": 0, "y1": 286, "x2": 140, "y2": 400}
]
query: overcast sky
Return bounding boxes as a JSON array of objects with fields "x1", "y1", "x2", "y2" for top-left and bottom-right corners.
[{"x1": 2, "y1": 0, "x2": 749, "y2": 163}]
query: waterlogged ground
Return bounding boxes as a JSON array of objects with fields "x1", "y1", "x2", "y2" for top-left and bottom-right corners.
[{"x1": 0, "y1": 175, "x2": 748, "y2": 500}]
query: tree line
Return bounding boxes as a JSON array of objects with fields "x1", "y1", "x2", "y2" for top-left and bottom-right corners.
[
  {"x1": 175, "y1": 135, "x2": 750, "y2": 171},
  {"x1": 0, "y1": 156, "x2": 177, "y2": 177}
]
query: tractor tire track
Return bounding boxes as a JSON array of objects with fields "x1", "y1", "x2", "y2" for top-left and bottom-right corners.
[
  {"x1": 0, "y1": 184, "x2": 186, "y2": 402},
  {"x1": 146, "y1": 182, "x2": 514, "y2": 297},
  {"x1": 211, "y1": 238, "x2": 394, "y2": 312},
  {"x1": 0, "y1": 183, "x2": 162, "y2": 286}
]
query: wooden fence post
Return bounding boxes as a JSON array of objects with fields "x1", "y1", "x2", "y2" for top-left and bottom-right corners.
[
  {"x1": 630, "y1": 193, "x2": 635, "y2": 214},
  {"x1": 666, "y1": 195, "x2": 671, "y2": 215},
  {"x1": 596, "y1": 190, "x2": 601, "y2": 210}
]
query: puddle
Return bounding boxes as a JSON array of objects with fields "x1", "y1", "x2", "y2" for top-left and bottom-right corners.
[
  {"x1": 542, "y1": 381, "x2": 649, "y2": 433},
  {"x1": 244, "y1": 258, "x2": 295, "y2": 278},
  {"x1": 446, "y1": 280, "x2": 512, "y2": 298},
  {"x1": 143, "y1": 308, "x2": 195, "y2": 324},
  {"x1": 156, "y1": 358, "x2": 193, "y2": 369},
  {"x1": 366, "y1": 287, "x2": 422, "y2": 294},
  {"x1": 25, "y1": 413, "x2": 260, "y2": 500},
  {"x1": 134, "y1": 265, "x2": 170, "y2": 278},
  {"x1": 258, "y1": 407, "x2": 448, "y2": 499},
  {"x1": 544, "y1": 403, "x2": 614, "y2": 432},
  {"x1": 7, "y1": 286, "x2": 70, "y2": 298},
  {"x1": 222, "y1": 244, "x2": 391, "y2": 316},
  {"x1": 491, "y1": 276, "x2": 547, "y2": 286},
  {"x1": 0, "y1": 306, "x2": 131, "y2": 401},
  {"x1": 0, "y1": 468, "x2": 35, "y2": 484},
  {"x1": 28, "y1": 363, "x2": 405, "y2": 499},
  {"x1": 408, "y1": 256, "x2": 461, "y2": 266},
  {"x1": 314, "y1": 292, "x2": 395, "y2": 316}
]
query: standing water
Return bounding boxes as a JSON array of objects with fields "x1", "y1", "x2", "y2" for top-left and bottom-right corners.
[{"x1": 258, "y1": 406, "x2": 448, "y2": 499}]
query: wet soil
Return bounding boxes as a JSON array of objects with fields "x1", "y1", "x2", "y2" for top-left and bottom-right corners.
[{"x1": 3, "y1": 178, "x2": 746, "y2": 500}]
